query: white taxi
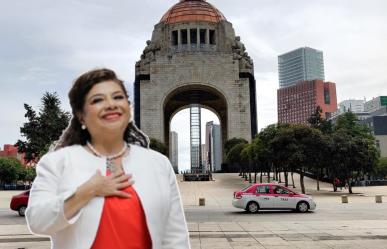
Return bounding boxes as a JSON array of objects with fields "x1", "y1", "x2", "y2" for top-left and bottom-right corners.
[{"x1": 232, "y1": 183, "x2": 316, "y2": 213}]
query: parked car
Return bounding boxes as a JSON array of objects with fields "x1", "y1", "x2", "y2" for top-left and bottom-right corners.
[
  {"x1": 232, "y1": 183, "x2": 316, "y2": 213},
  {"x1": 10, "y1": 190, "x2": 29, "y2": 216}
]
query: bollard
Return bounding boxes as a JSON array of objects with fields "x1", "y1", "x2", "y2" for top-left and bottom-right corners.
[
  {"x1": 199, "y1": 197, "x2": 205, "y2": 206},
  {"x1": 341, "y1": 195, "x2": 348, "y2": 203},
  {"x1": 375, "y1": 195, "x2": 383, "y2": 203}
]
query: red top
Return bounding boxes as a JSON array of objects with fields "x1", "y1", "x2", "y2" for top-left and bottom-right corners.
[{"x1": 91, "y1": 171, "x2": 152, "y2": 249}]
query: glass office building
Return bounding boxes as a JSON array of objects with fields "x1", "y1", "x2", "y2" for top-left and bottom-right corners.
[{"x1": 278, "y1": 47, "x2": 325, "y2": 88}]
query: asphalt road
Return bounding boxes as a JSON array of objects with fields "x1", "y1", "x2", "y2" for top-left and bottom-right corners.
[
  {"x1": 3, "y1": 201, "x2": 387, "y2": 226},
  {"x1": 0, "y1": 209, "x2": 26, "y2": 225},
  {"x1": 184, "y1": 202, "x2": 387, "y2": 223}
]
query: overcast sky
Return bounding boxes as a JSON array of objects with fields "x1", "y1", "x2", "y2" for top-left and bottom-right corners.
[{"x1": 1, "y1": 0, "x2": 386, "y2": 171}]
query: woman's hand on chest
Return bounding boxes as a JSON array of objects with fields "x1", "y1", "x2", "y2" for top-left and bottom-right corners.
[{"x1": 86, "y1": 169, "x2": 134, "y2": 199}]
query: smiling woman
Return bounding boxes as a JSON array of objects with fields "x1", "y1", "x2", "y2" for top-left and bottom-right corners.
[
  {"x1": 79, "y1": 81, "x2": 131, "y2": 143},
  {"x1": 25, "y1": 68, "x2": 191, "y2": 249},
  {"x1": 53, "y1": 69, "x2": 148, "y2": 149}
]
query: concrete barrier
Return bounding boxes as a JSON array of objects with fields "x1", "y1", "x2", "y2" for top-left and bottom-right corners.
[
  {"x1": 375, "y1": 195, "x2": 383, "y2": 203},
  {"x1": 341, "y1": 195, "x2": 348, "y2": 203},
  {"x1": 199, "y1": 197, "x2": 205, "y2": 206}
]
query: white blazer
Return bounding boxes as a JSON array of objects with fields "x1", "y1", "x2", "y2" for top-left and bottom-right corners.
[{"x1": 26, "y1": 144, "x2": 191, "y2": 249}]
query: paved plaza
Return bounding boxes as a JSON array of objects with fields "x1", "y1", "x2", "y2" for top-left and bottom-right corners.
[{"x1": 1, "y1": 173, "x2": 387, "y2": 248}]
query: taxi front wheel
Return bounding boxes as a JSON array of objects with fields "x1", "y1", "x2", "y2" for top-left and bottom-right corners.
[
  {"x1": 246, "y1": 201, "x2": 259, "y2": 213},
  {"x1": 296, "y1": 201, "x2": 309, "y2": 213}
]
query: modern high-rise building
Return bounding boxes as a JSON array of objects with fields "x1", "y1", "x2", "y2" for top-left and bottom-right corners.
[
  {"x1": 361, "y1": 116, "x2": 387, "y2": 157},
  {"x1": 169, "y1": 131, "x2": 179, "y2": 174},
  {"x1": 190, "y1": 105, "x2": 202, "y2": 173},
  {"x1": 205, "y1": 121, "x2": 222, "y2": 172},
  {"x1": 201, "y1": 144, "x2": 207, "y2": 170},
  {"x1": 329, "y1": 99, "x2": 369, "y2": 123},
  {"x1": 364, "y1": 96, "x2": 387, "y2": 113},
  {"x1": 338, "y1": 99, "x2": 365, "y2": 113},
  {"x1": 278, "y1": 47, "x2": 325, "y2": 88},
  {"x1": 277, "y1": 80, "x2": 337, "y2": 124},
  {"x1": 361, "y1": 97, "x2": 387, "y2": 157}
]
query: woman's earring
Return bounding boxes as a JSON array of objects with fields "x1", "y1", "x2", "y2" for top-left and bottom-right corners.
[{"x1": 81, "y1": 124, "x2": 86, "y2": 130}]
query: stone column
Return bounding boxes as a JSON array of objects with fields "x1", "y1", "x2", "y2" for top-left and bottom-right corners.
[
  {"x1": 178, "y1": 29, "x2": 181, "y2": 48},
  {"x1": 206, "y1": 29, "x2": 210, "y2": 45},
  {"x1": 197, "y1": 28, "x2": 200, "y2": 45},
  {"x1": 187, "y1": 28, "x2": 191, "y2": 49}
]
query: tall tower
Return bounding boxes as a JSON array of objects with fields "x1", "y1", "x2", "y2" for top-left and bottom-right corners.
[
  {"x1": 190, "y1": 105, "x2": 202, "y2": 173},
  {"x1": 278, "y1": 47, "x2": 325, "y2": 88},
  {"x1": 169, "y1": 131, "x2": 179, "y2": 173},
  {"x1": 205, "y1": 121, "x2": 221, "y2": 172}
]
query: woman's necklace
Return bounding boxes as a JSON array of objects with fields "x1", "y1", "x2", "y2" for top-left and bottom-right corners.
[{"x1": 86, "y1": 141, "x2": 129, "y2": 173}]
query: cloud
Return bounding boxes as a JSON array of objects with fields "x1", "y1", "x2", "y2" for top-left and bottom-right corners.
[{"x1": 1, "y1": 0, "x2": 386, "y2": 169}]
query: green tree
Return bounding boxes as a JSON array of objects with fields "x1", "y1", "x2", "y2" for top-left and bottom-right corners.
[
  {"x1": 293, "y1": 125, "x2": 325, "y2": 194},
  {"x1": 256, "y1": 124, "x2": 283, "y2": 183},
  {"x1": 223, "y1": 138, "x2": 248, "y2": 174},
  {"x1": 225, "y1": 143, "x2": 246, "y2": 175},
  {"x1": 308, "y1": 106, "x2": 324, "y2": 128},
  {"x1": 0, "y1": 157, "x2": 23, "y2": 184},
  {"x1": 149, "y1": 138, "x2": 167, "y2": 155},
  {"x1": 248, "y1": 137, "x2": 267, "y2": 183},
  {"x1": 15, "y1": 92, "x2": 70, "y2": 163},
  {"x1": 316, "y1": 134, "x2": 332, "y2": 191},
  {"x1": 374, "y1": 157, "x2": 387, "y2": 179},
  {"x1": 271, "y1": 126, "x2": 293, "y2": 187},
  {"x1": 308, "y1": 106, "x2": 333, "y2": 134},
  {"x1": 241, "y1": 143, "x2": 253, "y2": 182},
  {"x1": 24, "y1": 167, "x2": 37, "y2": 183},
  {"x1": 16, "y1": 164, "x2": 27, "y2": 181},
  {"x1": 331, "y1": 131, "x2": 379, "y2": 194},
  {"x1": 224, "y1": 138, "x2": 248, "y2": 156},
  {"x1": 334, "y1": 111, "x2": 372, "y2": 138},
  {"x1": 272, "y1": 124, "x2": 324, "y2": 193},
  {"x1": 330, "y1": 111, "x2": 379, "y2": 193}
]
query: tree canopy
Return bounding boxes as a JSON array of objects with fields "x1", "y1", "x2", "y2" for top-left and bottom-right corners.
[
  {"x1": 375, "y1": 157, "x2": 387, "y2": 179},
  {"x1": 308, "y1": 106, "x2": 333, "y2": 134},
  {"x1": 0, "y1": 157, "x2": 24, "y2": 184},
  {"x1": 222, "y1": 113, "x2": 381, "y2": 194},
  {"x1": 149, "y1": 138, "x2": 167, "y2": 155},
  {"x1": 15, "y1": 92, "x2": 70, "y2": 162},
  {"x1": 224, "y1": 137, "x2": 248, "y2": 156}
]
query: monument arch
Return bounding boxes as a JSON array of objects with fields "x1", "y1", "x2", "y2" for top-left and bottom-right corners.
[{"x1": 134, "y1": 0, "x2": 258, "y2": 161}]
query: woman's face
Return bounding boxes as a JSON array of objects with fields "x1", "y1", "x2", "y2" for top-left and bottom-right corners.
[{"x1": 79, "y1": 80, "x2": 131, "y2": 140}]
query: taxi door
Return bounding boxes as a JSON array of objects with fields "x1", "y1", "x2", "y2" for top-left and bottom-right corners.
[
  {"x1": 272, "y1": 186, "x2": 294, "y2": 209},
  {"x1": 254, "y1": 185, "x2": 274, "y2": 208}
]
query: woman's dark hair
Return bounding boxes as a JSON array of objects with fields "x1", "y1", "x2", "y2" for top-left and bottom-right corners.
[{"x1": 54, "y1": 68, "x2": 149, "y2": 150}]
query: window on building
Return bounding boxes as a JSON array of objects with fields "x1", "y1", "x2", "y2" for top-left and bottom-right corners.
[
  {"x1": 209, "y1": 30, "x2": 216, "y2": 45},
  {"x1": 171, "y1": 30, "x2": 178, "y2": 46},
  {"x1": 324, "y1": 88, "x2": 331, "y2": 104},
  {"x1": 200, "y1": 29, "x2": 206, "y2": 44},
  {"x1": 190, "y1": 29, "x2": 197, "y2": 44},
  {"x1": 376, "y1": 140, "x2": 380, "y2": 150},
  {"x1": 181, "y1": 29, "x2": 188, "y2": 44}
]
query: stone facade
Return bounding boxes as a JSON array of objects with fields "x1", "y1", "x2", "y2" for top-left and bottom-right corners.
[{"x1": 134, "y1": 0, "x2": 257, "y2": 159}]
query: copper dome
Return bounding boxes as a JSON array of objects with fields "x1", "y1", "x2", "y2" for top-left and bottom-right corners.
[{"x1": 160, "y1": 0, "x2": 226, "y2": 24}]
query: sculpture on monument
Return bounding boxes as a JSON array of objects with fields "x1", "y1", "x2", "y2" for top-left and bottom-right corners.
[{"x1": 232, "y1": 36, "x2": 254, "y2": 70}]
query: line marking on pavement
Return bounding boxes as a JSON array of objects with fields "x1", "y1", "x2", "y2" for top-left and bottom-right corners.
[
  {"x1": 188, "y1": 233, "x2": 387, "y2": 241},
  {"x1": 0, "y1": 237, "x2": 49, "y2": 243}
]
